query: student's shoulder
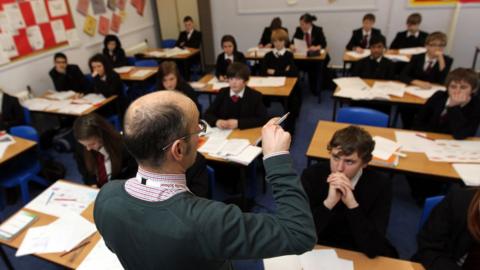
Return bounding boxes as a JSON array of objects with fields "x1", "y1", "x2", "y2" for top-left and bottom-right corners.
[
  {"x1": 218, "y1": 87, "x2": 230, "y2": 95},
  {"x1": 394, "y1": 30, "x2": 407, "y2": 37},
  {"x1": 372, "y1": 28, "x2": 382, "y2": 34},
  {"x1": 245, "y1": 86, "x2": 262, "y2": 97},
  {"x1": 96, "y1": 180, "x2": 128, "y2": 202},
  {"x1": 362, "y1": 168, "x2": 390, "y2": 187},
  {"x1": 419, "y1": 30, "x2": 429, "y2": 37},
  {"x1": 302, "y1": 162, "x2": 330, "y2": 180},
  {"x1": 352, "y1": 27, "x2": 363, "y2": 34}
]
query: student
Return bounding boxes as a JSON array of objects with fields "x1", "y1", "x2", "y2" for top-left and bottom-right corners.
[
  {"x1": 291, "y1": 13, "x2": 328, "y2": 95},
  {"x1": 205, "y1": 62, "x2": 268, "y2": 130},
  {"x1": 215, "y1": 35, "x2": 246, "y2": 81},
  {"x1": 0, "y1": 90, "x2": 24, "y2": 130},
  {"x1": 258, "y1": 17, "x2": 289, "y2": 48},
  {"x1": 412, "y1": 68, "x2": 480, "y2": 140},
  {"x1": 412, "y1": 186, "x2": 480, "y2": 270},
  {"x1": 261, "y1": 28, "x2": 300, "y2": 134},
  {"x1": 88, "y1": 54, "x2": 125, "y2": 116},
  {"x1": 73, "y1": 113, "x2": 136, "y2": 188},
  {"x1": 156, "y1": 61, "x2": 200, "y2": 111},
  {"x1": 390, "y1": 13, "x2": 428, "y2": 49},
  {"x1": 346, "y1": 13, "x2": 382, "y2": 52},
  {"x1": 351, "y1": 34, "x2": 395, "y2": 80},
  {"x1": 49, "y1": 53, "x2": 88, "y2": 93},
  {"x1": 102, "y1": 35, "x2": 128, "y2": 68},
  {"x1": 399, "y1": 31, "x2": 453, "y2": 128},
  {"x1": 301, "y1": 126, "x2": 397, "y2": 258},
  {"x1": 175, "y1": 16, "x2": 202, "y2": 49},
  {"x1": 93, "y1": 91, "x2": 316, "y2": 269}
]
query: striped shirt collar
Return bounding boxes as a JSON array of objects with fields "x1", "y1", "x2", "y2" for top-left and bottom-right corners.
[{"x1": 124, "y1": 167, "x2": 190, "y2": 202}]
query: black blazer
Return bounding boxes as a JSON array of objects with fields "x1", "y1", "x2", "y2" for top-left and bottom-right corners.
[
  {"x1": 175, "y1": 30, "x2": 202, "y2": 49},
  {"x1": 292, "y1": 25, "x2": 327, "y2": 48},
  {"x1": 90, "y1": 72, "x2": 125, "y2": 116},
  {"x1": 400, "y1": 53, "x2": 453, "y2": 85},
  {"x1": 351, "y1": 56, "x2": 396, "y2": 80},
  {"x1": 0, "y1": 93, "x2": 24, "y2": 130},
  {"x1": 259, "y1": 26, "x2": 289, "y2": 46},
  {"x1": 412, "y1": 91, "x2": 480, "y2": 140},
  {"x1": 261, "y1": 50, "x2": 298, "y2": 77},
  {"x1": 346, "y1": 28, "x2": 382, "y2": 50},
  {"x1": 156, "y1": 79, "x2": 200, "y2": 112},
  {"x1": 301, "y1": 162, "x2": 397, "y2": 258},
  {"x1": 215, "y1": 52, "x2": 246, "y2": 78},
  {"x1": 204, "y1": 87, "x2": 268, "y2": 129},
  {"x1": 186, "y1": 152, "x2": 209, "y2": 198},
  {"x1": 103, "y1": 48, "x2": 128, "y2": 68},
  {"x1": 49, "y1": 64, "x2": 89, "y2": 93},
  {"x1": 412, "y1": 186, "x2": 478, "y2": 270},
  {"x1": 390, "y1": 30, "x2": 428, "y2": 49}
]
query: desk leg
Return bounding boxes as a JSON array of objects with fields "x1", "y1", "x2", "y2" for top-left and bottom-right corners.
[
  {"x1": 392, "y1": 106, "x2": 400, "y2": 128},
  {"x1": 332, "y1": 99, "x2": 338, "y2": 121},
  {"x1": 0, "y1": 246, "x2": 14, "y2": 270},
  {"x1": 343, "y1": 61, "x2": 347, "y2": 76}
]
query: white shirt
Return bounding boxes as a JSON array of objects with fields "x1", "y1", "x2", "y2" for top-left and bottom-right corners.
[
  {"x1": 229, "y1": 88, "x2": 245, "y2": 98},
  {"x1": 371, "y1": 56, "x2": 383, "y2": 63},
  {"x1": 407, "y1": 31, "x2": 419, "y2": 38},
  {"x1": 187, "y1": 30, "x2": 194, "y2": 40},
  {"x1": 424, "y1": 54, "x2": 437, "y2": 71},
  {"x1": 224, "y1": 54, "x2": 234, "y2": 62},
  {"x1": 273, "y1": 48, "x2": 286, "y2": 57},
  {"x1": 350, "y1": 168, "x2": 363, "y2": 189},
  {"x1": 98, "y1": 147, "x2": 112, "y2": 180},
  {"x1": 362, "y1": 30, "x2": 372, "y2": 37}
]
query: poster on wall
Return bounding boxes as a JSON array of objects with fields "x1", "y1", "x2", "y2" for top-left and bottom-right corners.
[
  {"x1": 83, "y1": 15, "x2": 97, "y2": 36},
  {"x1": 111, "y1": 13, "x2": 121, "y2": 33},
  {"x1": 76, "y1": 0, "x2": 89, "y2": 16},
  {"x1": 91, "y1": 0, "x2": 107, "y2": 15},
  {"x1": 98, "y1": 16, "x2": 110, "y2": 36}
]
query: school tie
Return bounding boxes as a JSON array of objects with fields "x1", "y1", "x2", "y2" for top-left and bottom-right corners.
[
  {"x1": 95, "y1": 151, "x2": 108, "y2": 188},
  {"x1": 231, "y1": 95, "x2": 240, "y2": 103},
  {"x1": 305, "y1": 33, "x2": 311, "y2": 47},
  {"x1": 425, "y1": 60, "x2": 434, "y2": 73},
  {"x1": 226, "y1": 58, "x2": 232, "y2": 65},
  {"x1": 361, "y1": 34, "x2": 369, "y2": 48}
]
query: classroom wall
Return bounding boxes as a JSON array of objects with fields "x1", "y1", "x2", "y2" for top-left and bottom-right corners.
[
  {"x1": 0, "y1": 0, "x2": 158, "y2": 96},
  {"x1": 210, "y1": 0, "x2": 479, "y2": 69}
]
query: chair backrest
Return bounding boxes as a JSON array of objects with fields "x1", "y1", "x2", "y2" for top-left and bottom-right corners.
[
  {"x1": 22, "y1": 107, "x2": 32, "y2": 125},
  {"x1": 134, "y1": 59, "x2": 158, "y2": 67},
  {"x1": 10, "y1": 125, "x2": 39, "y2": 142},
  {"x1": 418, "y1": 195, "x2": 445, "y2": 230},
  {"x1": 336, "y1": 107, "x2": 389, "y2": 127},
  {"x1": 107, "y1": 115, "x2": 122, "y2": 132},
  {"x1": 126, "y1": 56, "x2": 136, "y2": 66},
  {"x1": 207, "y1": 165, "x2": 216, "y2": 200},
  {"x1": 161, "y1": 39, "x2": 177, "y2": 49}
]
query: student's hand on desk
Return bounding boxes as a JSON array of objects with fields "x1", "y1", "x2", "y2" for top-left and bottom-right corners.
[
  {"x1": 308, "y1": 46, "x2": 321, "y2": 52},
  {"x1": 261, "y1": 117, "x2": 291, "y2": 156},
  {"x1": 448, "y1": 91, "x2": 471, "y2": 107},
  {"x1": 354, "y1": 47, "x2": 364, "y2": 53},
  {"x1": 225, "y1": 119, "x2": 238, "y2": 129},
  {"x1": 412, "y1": 80, "x2": 432, "y2": 90},
  {"x1": 267, "y1": 69, "x2": 275, "y2": 75},
  {"x1": 216, "y1": 120, "x2": 229, "y2": 129},
  {"x1": 218, "y1": 75, "x2": 226, "y2": 82}
]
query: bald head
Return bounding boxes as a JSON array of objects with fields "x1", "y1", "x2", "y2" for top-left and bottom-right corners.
[{"x1": 123, "y1": 91, "x2": 198, "y2": 168}]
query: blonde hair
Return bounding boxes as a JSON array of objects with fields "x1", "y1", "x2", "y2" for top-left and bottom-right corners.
[
  {"x1": 271, "y1": 29, "x2": 288, "y2": 43},
  {"x1": 425, "y1": 31, "x2": 447, "y2": 47}
]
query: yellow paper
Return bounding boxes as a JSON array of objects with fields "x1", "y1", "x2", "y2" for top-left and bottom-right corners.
[
  {"x1": 83, "y1": 15, "x2": 97, "y2": 37},
  {"x1": 119, "y1": 10, "x2": 127, "y2": 23}
]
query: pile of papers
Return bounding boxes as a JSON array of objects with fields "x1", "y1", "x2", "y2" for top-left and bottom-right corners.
[
  {"x1": 345, "y1": 49, "x2": 371, "y2": 59},
  {"x1": 394, "y1": 131, "x2": 436, "y2": 153},
  {"x1": 371, "y1": 136, "x2": 401, "y2": 167},
  {"x1": 0, "y1": 133, "x2": 15, "y2": 159},
  {"x1": 247, "y1": 47, "x2": 273, "y2": 57},
  {"x1": 130, "y1": 69, "x2": 154, "y2": 78},
  {"x1": 21, "y1": 93, "x2": 105, "y2": 114},
  {"x1": 398, "y1": 47, "x2": 427, "y2": 55},
  {"x1": 77, "y1": 238, "x2": 123, "y2": 270},
  {"x1": 264, "y1": 249, "x2": 353, "y2": 270},
  {"x1": 425, "y1": 140, "x2": 480, "y2": 164},
  {"x1": 113, "y1": 66, "x2": 134, "y2": 74},
  {"x1": 371, "y1": 81, "x2": 406, "y2": 97},
  {"x1": 16, "y1": 212, "x2": 96, "y2": 256},
  {"x1": 248, "y1": 77, "x2": 286, "y2": 87},
  {"x1": 384, "y1": 54, "x2": 410, "y2": 62},
  {"x1": 145, "y1": 47, "x2": 190, "y2": 58},
  {"x1": 405, "y1": 85, "x2": 446, "y2": 99},
  {"x1": 333, "y1": 77, "x2": 390, "y2": 100},
  {"x1": 207, "y1": 77, "x2": 229, "y2": 89},
  {"x1": 45, "y1": 90, "x2": 76, "y2": 100}
]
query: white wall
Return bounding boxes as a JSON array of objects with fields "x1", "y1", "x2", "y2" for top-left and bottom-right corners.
[
  {"x1": 210, "y1": 0, "x2": 479, "y2": 69},
  {"x1": 0, "y1": 0, "x2": 158, "y2": 95}
]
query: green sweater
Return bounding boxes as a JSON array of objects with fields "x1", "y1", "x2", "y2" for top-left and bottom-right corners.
[{"x1": 94, "y1": 155, "x2": 316, "y2": 270}]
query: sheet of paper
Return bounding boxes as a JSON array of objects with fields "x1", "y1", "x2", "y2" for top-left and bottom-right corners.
[
  {"x1": 333, "y1": 77, "x2": 370, "y2": 90},
  {"x1": 26, "y1": 26, "x2": 45, "y2": 50},
  {"x1": 48, "y1": 0, "x2": 68, "y2": 17},
  {"x1": 293, "y1": 38, "x2": 308, "y2": 56},
  {"x1": 111, "y1": 13, "x2": 121, "y2": 33},
  {"x1": 77, "y1": 238, "x2": 123, "y2": 270},
  {"x1": 114, "y1": 66, "x2": 134, "y2": 73},
  {"x1": 247, "y1": 47, "x2": 273, "y2": 57},
  {"x1": 163, "y1": 47, "x2": 190, "y2": 57},
  {"x1": 76, "y1": 0, "x2": 89, "y2": 16},
  {"x1": 373, "y1": 136, "x2": 402, "y2": 160},
  {"x1": 91, "y1": 0, "x2": 107, "y2": 15},
  {"x1": 57, "y1": 104, "x2": 92, "y2": 114},
  {"x1": 371, "y1": 81, "x2": 406, "y2": 97},
  {"x1": 77, "y1": 93, "x2": 106, "y2": 104},
  {"x1": 426, "y1": 140, "x2": 480, "y2": 163},
  {"x1": 98, "y1": 16, "x2": 110, "y2": 36},
  {"x1": 30, "y1": 0, "x2": 49, "y2": 24},
  {"x1": 130, "y1": 69, "x2": 152, "y2": 78},
  {"x1": 0, "y1": 33, "x2": 18, "y2": 58},
  {"x1": 264, "y1": 249, "x2": 354, "y2": 270},
  {"x1": 51, "y1": 20, "x2": 67, "y2": 43},
  {"x1": 21, "y1": 98, "x2": 52, "y2": 111},
  {"x1": 207, "y1": 77, "x2": 229, "y2": 89},
  {"x1": 405, "y1": 85, "x2": 446, "y2": 99},
  {"x1": 219, "y1": 139, "x2": 250, "y2": 156},
  {"x1": 0, "y1": 134, "x2": 15, "y2": 159},
  {"x1": 25, "y1": 181, "x2": 98, "y2": 217},
  {"x1": 346, "y1": 49, "x2": 371, "y2": 59},
  {"x1": 66, "y1": 29, "x2": 81, "y2": 46},
  {"x1": 4, "y1": 3, "x2": 26, "y2": 30},
  {"x1": 46, "y1": 90, "x2": 76, "y2": 100},
  {"x1": 227, "y1": 145, "x2": 262, "y2": 166},
  {"x1": 453, "y1": 164, "x2": 480, "y2": 186},
  {"x1": 0, "y1": 210, "x2": 36, "y2": 239},
  {"x1": 83, "y1": 15, "x2": 97, "y2": 37},
  {"x1": 145, "y1": 51, "x2": 166, "y2": 57},
  {"x1": 198, "y1": 137, "x2": 227, "y2": 154},
  {"x1": 264, "y1": 255, "x2": 301, "y2": 270},
  {"x1": 248, "y1": 77, "x2": 286, "y2": 87},
  {"x1": 384, "y1": 54, "x2": 410, "y2": 62},
  {"x1": 394, "y1": 131, "x2": 436, "y2": 153},
  {"x1": 398, "y1": 47, "x2": 427, "y2": 55}
]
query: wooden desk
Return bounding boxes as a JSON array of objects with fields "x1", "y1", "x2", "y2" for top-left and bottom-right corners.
[
  {"x1": 306, "y1": 120, "x2": 473, "y2": 179},
  {"x1": 0, "y1": 136, "x2": 36, "y2": 165},
  {"x1": 27, "y1": 95, "x2": 117, "y2": 117},
  {"x1": 141, "y1": 47, "x2": 200, "y2": 60},
  {"x1": 343, "y1": 50, "x2": 413, "y2": 63},
  {"x1": 0, "y1": 180, "x2": 100, "y2": 269},
  {"x1": 245, "y1": 49, "x2": 327, "y2": 62},
  {"x1": 316, "y1": 245, "x2": 424, "y2": 270},
  {"x1": 119, "y1": 66, "x2": 158, "y2": 81}
]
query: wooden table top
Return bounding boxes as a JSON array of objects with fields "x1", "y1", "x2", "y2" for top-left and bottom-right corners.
[
  {"x1": 315, "y1": 245, "x2": 424, "y2": 270},
  {"x1": 0, "y1": 180, "x2": 100, "y2": 269},
  {"x1": 343, "y1": 50, "x2": 413, "y2": 62},
  {"x1": 246, "y1": 49, "x2": 327, "y2": 61},
  {"x1": 142, "y1": 47, "x2": 200, "y2": 60},
  {"x1": 28, "y1": 95, "x2": 117, "y2": 116},
  {"x1": 306, "y1": 120, "x2": 479, "y2": 179},
  {"x1": 196, "y1": 74, "x2": 297, "y2": 97},
  {"x1": 119, "y1": 66, "x2": 158, "y2": 81},
  {"x1": 0, "y1": 135, "x2": 36, "y2": 165},
  {"x1": 333, "y1": 79, "x2": 427, "y2": 105}
]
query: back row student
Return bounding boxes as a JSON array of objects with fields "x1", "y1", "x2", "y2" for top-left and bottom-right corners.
[
  {"x1": 390, "y1": 13, "x2": 428, "y2": 49},
  {"x1": 215, "y1": 35, "x2": 246, "y2": 81},
  {"x1": 258, "y1": 17, "x2": 289, "y2": 48},
  {"x1": 346, "y1": 13, "x2": 382, "y2": 52},
  {"x1": 351, "y1": 34, "x2": 395, "y2": 80},
  {"x1": 49, "y1": 53, "x2": 89, "y2": 93},
  {"x1": 175, "y1": 16, "x2": 202, "y2": 49},
  {"x1": 102, "y1": 35, "x2": 128, "y2": 68}
]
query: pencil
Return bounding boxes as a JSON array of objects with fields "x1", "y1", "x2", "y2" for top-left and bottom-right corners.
[{"x1": 60, "y1": 240, "x2": 91, "y2": 257}]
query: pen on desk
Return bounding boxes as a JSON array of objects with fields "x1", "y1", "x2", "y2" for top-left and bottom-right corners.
[
  {"x1": 415, "y1": 133, "x2": 434, "y2": 141},
  {"x1": 255, "y1": 112, "x2": 290, "y2": 146},
  {"x1": 54, "y1": 198, "x2": 77, "y2": 202},
  {"x1": 60, "y1": 240, "x2": 91, "y2": 258},
  {"x1": 45, "y1": 192, "x2": 54, "y2": 205}
]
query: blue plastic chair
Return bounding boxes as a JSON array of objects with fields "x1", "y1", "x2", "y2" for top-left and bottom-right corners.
[
  {"x1": 161, "y1": 39, "x2": 177, "y2": 49},
  {"x1": 336, "y1": 107, "x2": 389, "y2": 127},
  {"x1": 418, "y1": 195, "x2": 445, "y2": 230},
  {"x1": 134, "y1": 59, "x2": 158, "y2": 67},
  {"x1": 108, "y1": 115, "x2": 122, "y2": 132},
  {"x1": 127, "y1": 56, "x2": 136, "y2": 66},
  {"x1": 207, "y1": 166, "x2": 217, "y2": 200},
  {"x1": 0, "y1": 126, "x2": 49, "y2": 204},
  {"x1": 22, "y1": 107, "x2": 32, "y2": 125}
]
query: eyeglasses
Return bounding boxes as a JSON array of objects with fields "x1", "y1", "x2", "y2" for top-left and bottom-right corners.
[{"x1": 161, "y1": 121, "x2": 207, "y2": 151}]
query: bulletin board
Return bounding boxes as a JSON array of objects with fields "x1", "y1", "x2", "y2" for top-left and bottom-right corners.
[{"x1": 0, "y1": 0, "x2": 75, "y2": 64}]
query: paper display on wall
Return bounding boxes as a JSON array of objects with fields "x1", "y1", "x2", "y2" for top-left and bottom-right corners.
[
  {"x1": 30, "y1": 0, "x2": 49, "y2": 24},
  {"x1": 4, "y1": 3, "x2": 26, "y2": 30},
  {"x1": 117, "y1": 0, "x2": 126, "y2": 10},
  {"x1": 0, "y1": 33, "x2": 18, "y2": 58},
  {"x1": 107, "y1": 0, "x2": 117, "y2": 11},
  {"x1": 111, "y1": 13, "x2": 121, "y2": 33},
  {"x1": 76, "y1": 0, "x2": 90, "y2": 16},
  {"x1": 0, "y1": 12, "x2": 14, "y2": 35},
  {"x1": 98, "y1": 16, "x2": 110, "y2": 36},
  {"x1": 26, "y1": 26, "x2": 44, "y2": 50},
  {"x1": 83, "y1": 15, "x2": 97, "y2": 37},
  {"x1": 66, "y1": 29, "x2": 81, "y2": 46},
  {"x1": 51, "y1": 20, "x2": 67, "y2": 43},
  {"x1": 48, "y1": 0, "x2": 68, "y2": 17},
  {"x1": 92, "y1": 0, "x2": 107, "y2": 15}
]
